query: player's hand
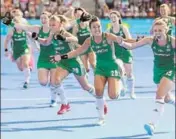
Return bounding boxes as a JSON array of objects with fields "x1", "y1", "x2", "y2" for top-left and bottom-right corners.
[{"x1": 50, "y1": 55, "x2": 61, "y2": 63}]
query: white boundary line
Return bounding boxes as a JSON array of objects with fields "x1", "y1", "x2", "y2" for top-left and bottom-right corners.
[{"x1": 1, "y1": 96, "x2": 154, "y2": 101}]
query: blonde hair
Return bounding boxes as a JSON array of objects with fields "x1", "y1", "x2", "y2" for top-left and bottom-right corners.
[
  {"x1": 151, "y1": 20, "x2": 168, "y2": 34},
  {"x1": 160, "y1": 4, "x2": 171, "y2": 15},
  {"x1": 49, "y1": 15, "x2": 68, "y2": 25},
  {"x1": 50, "y1": 15, "x2": 60, "y2": 22},
  {"x1": 57, "y1": 15, "x2": 68, "y2": 25}
]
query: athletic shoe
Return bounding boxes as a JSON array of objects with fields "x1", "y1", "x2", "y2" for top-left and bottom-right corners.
[
  {"x1": 96, "y1": 118, "x2": 105, "y2": 126},
  {"x1": 130, "y1": 92, "x2": 137, "y2": 99},
  {"x1": 50, "y1": 100, "x2": 57, "y2": 107},
  {"x1": 23, "y1": 82, "x2": 28, "y2": 89},
  {"x1": 144, "y1": 123, "x2": 155, "y2": 136},
  {"x1": 57, "y1": 104, "x2": 70, "y2": 115}
]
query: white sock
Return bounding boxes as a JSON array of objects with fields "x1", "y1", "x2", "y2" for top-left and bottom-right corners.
[
  {"x1": 96, "y1": 96, "x2": 104, "y2": 119},
  {"x1": 50, "y1": 85, "x2": 57, "y2": 101},
  {"x1": 150, "y1": 99, "x2": 165, "y2": 127},
  {"x1": 121, "y1": 76, "x2": 126, "y2": 89},
  {"x1": 88, "y1": 85, "x2": 96, "y2": 97},
  {"x1": 126, "y1": 76, "x2": 135, "y2": 93},
  {"x1": 56, "y1": 84, "x2": 68, "y2": 105},
  {"x1": 23, "y1": 68, "x2": 31, "y2": 83}
]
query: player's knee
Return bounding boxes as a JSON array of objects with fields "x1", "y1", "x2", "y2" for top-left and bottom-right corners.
[
  {"x1": 109, "y1": 93, "x2": 119, "y2": 99},
  {"x1": 39, "y1": 81, "x2": 48, "y2": 86},
  {"x1": 95, "y1": 88, "x2": 104, "y2": 95},
  {"x1": 55, "y1": 77, "x2": 62, "y2": 85}
]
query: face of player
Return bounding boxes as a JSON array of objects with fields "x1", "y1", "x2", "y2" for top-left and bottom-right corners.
[
  {"x1": 13, "y1": 10, "x2": 23, "y2": 17},
  {"x1": 40, "y1": 14, "x2": 49, "y2": 25},
  {"x1": 49, "y1": 19, "x2": 61, "y2": 33},
  {"x1": 110, "y1": 13, "x2": 119, "y2": 24},
  {"x1": 90, "y1": 21, "x2": 102, "y2": 37},
  {"x1": 160, "y1": 7, "x2": 169, "y2": 17},
  {"x1": 74, "y1": 10, "x2": 83, "y2": 19},
  {"x1": 153, "y1": 25, "x2": 167, "y2": 40}
]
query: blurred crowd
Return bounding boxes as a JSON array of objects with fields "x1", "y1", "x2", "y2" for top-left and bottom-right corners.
[
  {"x1": 95, "y1": 0, "x2": 176, "y2": 18},
  {"x1": 1, "y1": 0, "x2": 175, "y2": 19},
  {"x1": 0, "y1": 0, "x2": 80, "y2": 19}
]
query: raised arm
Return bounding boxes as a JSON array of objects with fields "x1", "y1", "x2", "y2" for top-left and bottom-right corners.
[
  {"x1": 15, "y1": 23, "x2": 40, "y2": 33},
  {"x1": 120, "y1": 37, "x2": 153, "y2": 50},
  {"x1": 51, "y1": 37, "x2": 91, "y2": 62},
  {"x1": 106, "y1": 32, "x2": 123, "y2": 44},
  {"x1": 64, "y1": 30, "x2": 78, "y2": 43},
  {"x1": 37, "y1": 32, "x2": 53, "y2": 46},
  {"x1": 72, "y1": 24, "x2": 78, "y2": 37}
]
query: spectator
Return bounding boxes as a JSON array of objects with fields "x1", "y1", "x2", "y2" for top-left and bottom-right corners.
[
  {"x1": 148, "y1": 7, "x2": 156, "y2": 18},
  {"x1": 139, "y1": 7, "x2": 147, "y2": 17}
]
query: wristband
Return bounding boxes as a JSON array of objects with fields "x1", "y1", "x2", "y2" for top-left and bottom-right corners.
[{"x1": 61, "y1": 54, "x2": 68, "y2": 59}]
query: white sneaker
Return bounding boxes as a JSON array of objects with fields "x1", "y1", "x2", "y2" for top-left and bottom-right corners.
[
  {"x1": 96, "y1": 118, "x2": 105, "y2": 126},
  {"x1": 50, "y1": 100, "x2": 57, "y2": 107},
  {"x1": 130, "y1": 92, "x2": 136, "y2": 99}
]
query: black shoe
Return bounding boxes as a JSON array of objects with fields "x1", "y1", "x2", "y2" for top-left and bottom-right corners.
[{"x1": 23, "y1": 82, "x2": 28, "y2": 89}]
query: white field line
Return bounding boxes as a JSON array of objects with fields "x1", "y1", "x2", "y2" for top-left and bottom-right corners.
[{"x1": 1, "y1": 96, "x2": 154, "y2": 101}]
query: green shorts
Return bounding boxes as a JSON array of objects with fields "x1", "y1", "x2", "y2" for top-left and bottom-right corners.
[
  {"x1": 37, "y1": 60, "x2": 57, "y2": 69},
  {"x1": 57, "y1": 57, "x2": 86, "y2": 76},
  {"x1": 94, "y1": 60, "x2": 123, "y2": 79},
  {"x1": 115, "y1": 44, "x2": 133, "y2": 64},
  {"x1": 153, "y1": 66, "x2": 175, "y2": 84},
  {"x1": 13, "y1": 47, "x2": 29, "y2": 60}
]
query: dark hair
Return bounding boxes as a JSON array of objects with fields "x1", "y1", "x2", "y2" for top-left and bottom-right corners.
[
  {"x1": 74, "y1": 7, "x2": 84, "y2": 14},
  {"x1": 89, "y1": 16, "x2": 99, "y2": 28}
]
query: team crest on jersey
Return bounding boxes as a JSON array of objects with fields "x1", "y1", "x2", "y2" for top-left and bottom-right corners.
[{"x1": 158, "y1": 49, "x2": 163, "y2": 52}]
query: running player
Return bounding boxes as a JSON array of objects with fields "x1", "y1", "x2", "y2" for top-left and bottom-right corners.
[
  {"x1": 154, "y1": 4, "x2": 175, "y2": 36},
  {"x1": 108, "y1": 11, "x2": 136, "y2": 99},
  {"x1": 119, "y1": 20, "x2": 175, "y2": 135},
  {"x1": 4, "y1": 17, "x2": 31, "y2": 88},
  {"x1": 72, "y1": 8, "x2": 96, "y2": 72},
  {"x1": 14, "y1": 11, "x2": 60, "y2": 107},
  {"x1": 51, "y1": 16, "x2": 125, "y2": 125},
  {"x1": 34, "y1": 15, "x2": 102, "y2": 115}
]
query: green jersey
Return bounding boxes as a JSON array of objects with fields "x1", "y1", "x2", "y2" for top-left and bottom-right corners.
[
  {"x1": 37, "y1": 26, "x2": 57, "y2": 69},
  {"x1": 77, "y1": 24, "x2": 90, "y2": 45},
  {"x1": 152, "y1": 35, "x2": 174, "y2": 69},
  {"x1": 161, "y1": 17, "x2": 173, "y2": 35},
  {"x1": 90, "y1": 33, "x2": 122, "y2": 79},
  {"x1": 55, "y1": 37, "x2": 86, "y2": 76},
  {"x1": 152, "y1": 35, "x2": 175, "y2": 83},
  {"x1": 110, "y1": 26, "x2": 133, "y2": 63},
  {"x1": 12, "y1": 29, "x2": 29, "y2": 60}
]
